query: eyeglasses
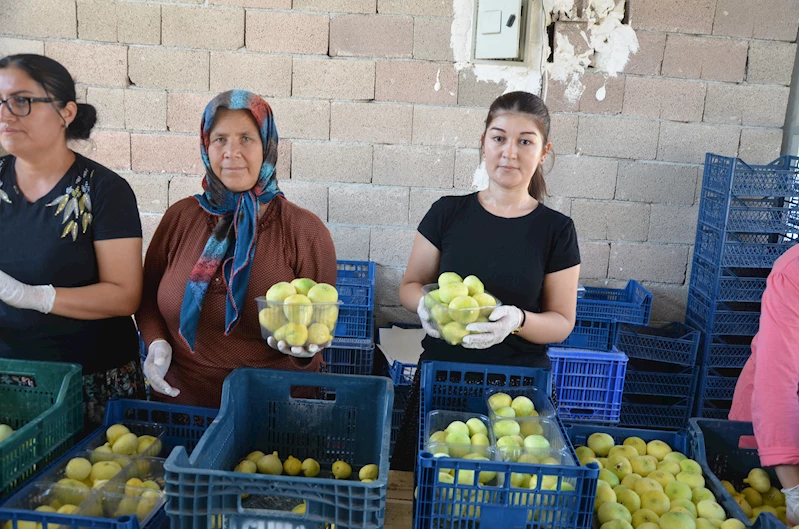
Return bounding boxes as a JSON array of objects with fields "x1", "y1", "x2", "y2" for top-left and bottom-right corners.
[{"x1": 0, "y1": 96, "x2": 59, "y2": 117}]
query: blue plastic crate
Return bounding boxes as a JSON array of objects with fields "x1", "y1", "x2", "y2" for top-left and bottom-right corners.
[
  {"x1": 696, "y1": 367, "x2": 740, "y2": 403},
  {"x1": 694, "y1": 221, "x2": 797, "y2": 269},
  {"x1": 617, "y1": 397, "x2": 694, "y2": 431},
  {"x1": 623, "y1": 364, "x2": 698, "y2": 398},
  {"x1": 548, "y1": 347, "x2": 627, "y2": 424},
  {"x1": 701, "y1": 335, "x2": 753, "y2": 369},
  {"x1": 689, "y1": 418, "x2": 782, "y2": 528},
  {"x1": 164, "y1": 368, "x2": 393, "y2": 529},
  {"x1": 699, "y1": 406, "x2": 730, "y2": 419},
  {"x1": 616, "y1": 322, "x2": 700, "y2": 366},
  {"x1": 322, "y1": 343, "x2": 374, "y2": 375},
  {"x1": 566, "y1": 423, "x2": 689, "y2": 454},
  {"x1": 418, "y1": 360, "x2": 553, "y2": 452},
  {"x1": 698, "y1": 190, "x2": 799, "y2": 235},
  {"x1": 686, "y1": 292, "x2": 761, "y2": 336},
  {"x1": 389, "y1": 386, "x2": 412, "y2": 461},
  {"x1": 335, "y1": 260, "x2": 375, "y2": 342},
  {"x1": 336, "y1": 260, "x2": 376, "y2": 287},
  {"x1": 553, "y1": 318, "x2": 619, "y2": 351},
  {"x1": 702, "y1": 154, "x2": 799, "y2": 198},
  {"x1": 576, "y1": 281, "x2": 653, "y2": 325},
  {"x1": 690, "y1": 258, "x2": 768, "y2": 304}
]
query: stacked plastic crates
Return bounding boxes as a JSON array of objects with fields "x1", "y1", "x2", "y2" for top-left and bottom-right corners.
[
  {"x1": 687, "y1": 154, "x2": 799, "y2": 419},
  {"x1": 548, "y1": 281, "x2": 652, "y2": 424},
  {"x1": 323, "y1": 260, "x2": 376, "y2": 375}
]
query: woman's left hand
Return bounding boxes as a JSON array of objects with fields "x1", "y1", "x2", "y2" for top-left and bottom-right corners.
[
  {"x1": 0, "y1": 270, "x2": 55, "y2": 314},
  {"x1": 462, "y1": 306, "x2": 524, "y2": 349},
  {"x1": 267, "y1": 336, "x2": 331, "y2": 359}
]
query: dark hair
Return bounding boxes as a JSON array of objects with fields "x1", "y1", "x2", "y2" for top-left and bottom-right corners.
[
  {"x1": 482, "y1": 91, "x2": 552, "y2": 201},
  {"x1": 0, "y1": 54, "x2": 96, "y2": 140}
]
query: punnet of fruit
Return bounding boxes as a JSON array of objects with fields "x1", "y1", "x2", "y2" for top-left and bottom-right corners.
[
  {"x1": 422, "y1": 272, "x2": 501, "y2": 346},
  {"x1": 256, "y1": 278, "x2": 343, "y2": 348}
]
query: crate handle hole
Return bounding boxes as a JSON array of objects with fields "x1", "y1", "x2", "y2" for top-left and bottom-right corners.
[
  {"x1": 289, "y1": 386, "x2": 336, "y2": 401},
  {"x1": 565, "y1": 408, "x2": 598, "y2": 417}
]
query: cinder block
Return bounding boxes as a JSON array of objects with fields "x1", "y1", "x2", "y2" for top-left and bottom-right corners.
[
  {"x1": 246, "y1": 11, "x2": 329, "y2": 55},
  {"x1": 661, "y1": 35, "x2": 748, "y2": 83},
  {"x1": 544, "y1": 79, "x2": 581, "y2": 114},
  {"x1": 45, "y1": 42, "x2": 127, "y2": 87},
  {"x1": 87, "y1": 88, "x2": 125, "y2": 129},
  {"x1": 703, "y1": 84, "x2": 790, "y2": 127},
  {"x1": 327, "y1": 225, "x2": 371, "y2": 260},
  {"x1": 162, "y1": 5, "x2": 244, "y2": 50},
  {"x1": 73, "y1": 131, "x2": 131, "y2": 171},
  {"x1": 331, "y1": 102, "x2": 413, "y2": 144},
  {"x1": 270, "y1": 99, "x2": 330, "y2": 141},
  {"x1": 377, "y1": 0, "x2": 451, "y2": 16},
  {"x1": 0, "y1": 38, "x2": 44, "y2": 57},
  {"x1": 167, "y1": 92, "x2": 211, "y2": 133},
  {"x1": 412, "y1": 106, "x2": 485, "y2": 148},
  {"x1": 576, "y1": 116, "x2": 659, "y2": 160},
  {"x1": 277, "y1": 140, "x2": 291, "y2": 180},
  {"x1": 279, "y1": 181, "x2": 328, "y2": 221},
  {"x1": 657, "y1": 121, "x2": 741, "y2": 164},
  {"x1": 624, "y1": 31, "x2": 666, "y2": 76},
  {"x1": 75, "y1": 86, "x2": 88, "y2": 104},
  {"x1": 713, "y1": 0, "x2": 799, "y2": 41},
  {"x1": 622, "y1": 77, "x2": 706, "y2": 122},
  {"x1": 291, "y1": 142, "x2": 372, "y2": 184},
  {"x1": 129, "y1": 48, "x2": 210, "y2": 91},
  {"x1": 373, "y1": 145, "x2": 455, "y2": 188},
  {"x1": 648, "y1": 205, "x2": 699, "y2": 244},
  {"x1": 376, "y1": 61, "x2": 458, "y2": 105},
  {"x1": 409, "y1": 188, "x2": 465, "y2": 227},
  {"x1": 168, "y1": 176, "x2": 204, "y2": 205},
  {"x1": 140, "y1": 213, "x2": 164, "y2": 254},
  {"x1": 414, "y1": 17, "x2": 454, "y2": 61},
  {"x1": 375, "y1": 265, "x2": 404, "y2": 306},
  {"x1": 329, "y1": 185, "x2": 409, "y2": 226},
  {"x1": 578, "y1": 241, "x2": 610, "y2": 279},
  {"x1": 544, "y1": 196, "x2": 571, "y2": 216},
  {"x1": 615, "y1": 161, "x2": 698, "y2": 205},
  {"x1": 117, "y1": 2, "x2": 161, "y2": 45},
  {"x1": 547, "y1": 156, "x2": 618, "y2": 199},
  {"x1": 739, "y1": 128, "x2": 783, "y2": 164},
  {"x1": 330, "y1": 15, "x2": 413, "y2": 58},
  {"x1": 609, "y1": 243, "x2": 688, "y2": 284},
  {"x1": 457, "y1": 69, "x2": 507, "y2": 108},
  {"x1": 454, "y1": 149, "x2": 480, "y2": 190},
  {"x1": 294, "y1": 0, "x2": 375, "y2": 13},
  {"x1": 125, "y1": 90, "x2": 167, "y2": 131},
  {"x1": 642, "y1": 282, "x2": 689, "y2": 323},
  {"x1": 550, "y1": 113, "x2": 578, "y2": 155},
  {"x1": 292, "y1": 58, "x2": 375, "y2": 100},
  {"x1": 122, "y1": 173, "x2": 169, "y2": 214},
  {"x1": 370, "y1": 228, "x2": 415, "y2": 267},
  {"x1": 131, "y1": 134, "x2": 204, "y2": 174},
  {"x1": 0, "y1": 0, "x2": 76, "y2": 39},
  {"x1": 555, "y1": 21, "x2": 592, "y2": 58},
  {"x1": 211, "y1": 0, "x2": 289, "y2": 7},
  {"x1": 631, "y1": 0, "x2": 716, "y2": 34},
  {"x1": 77, "y1": 0, "x2": 117, "y2": 42},
  {"x1": 747, "y1": 41, "x2": 797, "y2": 85},
  {"x1": 210, "y1": 52, "x2": 292, "y2": 97},
  {"x1": 571, "y1": 200, "x2": 650, "y2": 241},
  {"x1": 578, "y1": 73, "x2": 624, "y2": 115}
]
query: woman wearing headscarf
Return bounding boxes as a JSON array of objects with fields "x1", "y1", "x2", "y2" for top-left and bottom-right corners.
[{"x1": 135, "y1": 90, "x2": 337, "y2": 408}]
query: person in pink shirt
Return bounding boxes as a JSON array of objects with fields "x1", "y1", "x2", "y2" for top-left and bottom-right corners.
[{"x1": 730, "y1": 243, "x2": 799, "y2": 525}]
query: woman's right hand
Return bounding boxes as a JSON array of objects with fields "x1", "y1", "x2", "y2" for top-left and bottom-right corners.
[
  {"x1": 417, "y1": 297, "x2": 440, "y2": 339},
  {"x1": 143, "y1": 339, "x2": 180, "y2": 398}
]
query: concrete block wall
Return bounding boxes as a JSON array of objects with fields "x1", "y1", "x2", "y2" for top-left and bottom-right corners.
[{"x1": 1, "y1": 0, "x2": 797, "y2": 326}]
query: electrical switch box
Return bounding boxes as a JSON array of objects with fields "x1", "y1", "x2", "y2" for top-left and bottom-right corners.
[{"x1": 474, "y1": 0, "x2": 524, "y2": 60}]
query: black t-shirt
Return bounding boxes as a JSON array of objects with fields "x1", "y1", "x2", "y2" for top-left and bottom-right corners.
[
  {"x1": 0, "y1": 153, "x2": 143, "y2": 374},
  {"x1": 418, "y1": 193, "x2": 581, "y2": 368}
]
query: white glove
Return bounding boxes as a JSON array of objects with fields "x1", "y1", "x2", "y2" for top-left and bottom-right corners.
[
  {"x1": 267, "y1": 336, "x2": 330, "y2": 359},
  {"x1": 462, "y1": 306, "x2": 524, "y2": 349},
  {"x1": 783, "y1": 483, "x2": 799, "y2": 526},
  {"x1": 143, "y1": 339, "x2": 180, "y2": 398},
  {"x1": 0, "y1": 270, "x2": 55, "y2": 314},
  {"x1": 417, "y1": 297, "x2": 440, "y2": 339}
]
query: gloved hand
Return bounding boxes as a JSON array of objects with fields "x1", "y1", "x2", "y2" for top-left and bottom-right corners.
[
  {"x1": 462, "y1": 306, "x2": 524, "y2": 349},
  {"x1": 267, "y1": 336, "x2": 330, "y2": 359},
  {"x1": 783, "y1": 483, "x2": 799, "y2": 525},
  {"x1": 417, "y1": 297, "x2": 440, "y2": 339},
  {"x1": 0, "y1": 270, "x2": 55, "y2": 314},
  {"x1": 143, "y1": 339, "x2": 180, "y2": 398}
]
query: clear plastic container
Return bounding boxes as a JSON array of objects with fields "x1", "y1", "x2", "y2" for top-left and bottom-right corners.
[
  {"x1": 484, "y1": 387, "x2": 557, "y2": 420},
  {"x1": 490, "y1": 417, "x2": 569, "y2": 453},
  {"x1": 495, "y1": 446, "x2": 576, "y2": 465},
  {"x1": 255, "y1": 297, "x2": 343, "y2": 347},
  {"x1": 423, "y1": 410, "x2": 494, "y2": 459},
  {"x1": 421, "y1": 284, "x2": 501, "y2": 346},
  {"x1": 83, "y1": 422, "x2": 166, "y2": 459},
  {"x1": 78, "y1": 485, "x2": 165, "y2": 525},
  {"x1": 110, "y1": 458, "x2": 166, "y2": 492},
  {"x1": 4, "y1": 482, "x2": 95, "y2": 514},
  {"x1": 37, "y1": 450, "x2": 131, "y2": 488}
]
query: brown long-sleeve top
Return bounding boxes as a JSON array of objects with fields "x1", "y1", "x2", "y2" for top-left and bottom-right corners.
[{"x1": 136, "y1": 195, "x2": 337, "y2": 408}]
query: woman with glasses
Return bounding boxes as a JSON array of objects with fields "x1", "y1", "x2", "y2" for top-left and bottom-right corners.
[{"x1": 0, "y1": 54, "x2": 145, "y2": 425}]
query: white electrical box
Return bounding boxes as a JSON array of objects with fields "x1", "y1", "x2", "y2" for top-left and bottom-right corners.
[{"x1": 474, "y1": 0, "x2": 523, "y2": 60}]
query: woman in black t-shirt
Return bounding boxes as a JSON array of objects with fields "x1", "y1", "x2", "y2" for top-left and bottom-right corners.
[
  {"x1": 392, "y1": 91, "x2": 581, "y2": 470},
  {"x1": 0, "y1": 54, "x2": 145, "y2": 425}
]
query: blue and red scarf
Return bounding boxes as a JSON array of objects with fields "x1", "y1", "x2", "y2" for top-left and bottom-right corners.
[{"x1": 179, "y1": 90, "x2": 282, "y2": 351}]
